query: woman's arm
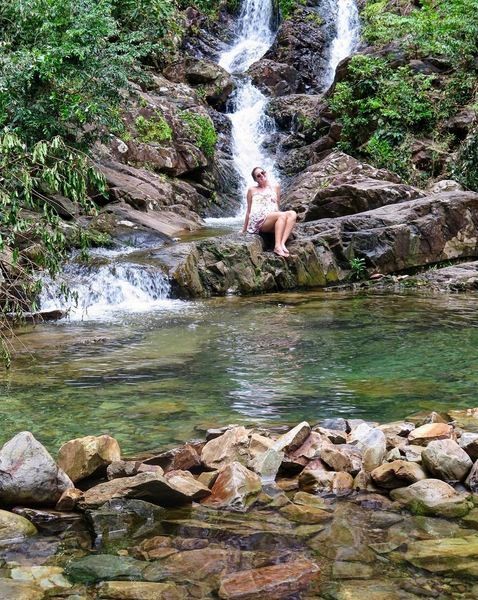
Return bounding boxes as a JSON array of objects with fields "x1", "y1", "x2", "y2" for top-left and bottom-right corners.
[{"x1": 241, "y1": 189, "x2": 253, "y2": 233}]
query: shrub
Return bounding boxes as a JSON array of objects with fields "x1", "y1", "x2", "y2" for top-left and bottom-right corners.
[
  {"x1": 135, "y1": 113, "x2": 172, "y2": 143},
  {"x1": 180, "y1": 111, "x2": 217, "y2": 158}
]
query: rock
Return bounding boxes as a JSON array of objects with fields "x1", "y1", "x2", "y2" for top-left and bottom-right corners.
[
  {"x1": 320, "y1": 579, "x2": 420, "y2": 600},
  {"x1": 271, "y1": 421, "x2": 311, "y2": 453},
  {"x1": 422, "y1": 439, "x2": 472, "y2": 482},
  {"x1": 55, "y1": 488, "x2": 84, "y2": 511},
  {"x1": 353, "y1": 470, "x2": 378, "y2": 492},
  {"x1": 411, "y1": 261, "x2": 478, "y2": 292},
  {"x1": 283, "y1": 151, "x2": 423, "y2": 222},
  {"x1": 217, "y1": 558, "x2": 319, "y2": 599},
  {"x1": 143, "y1": 444, "x2": 201, "y2": 472},
  {"x1": 406, "y1": 410, "x2": 450, "y2": 426},
  {"x1": 292, "y1": 492, "x2": 332, "y2": 511},
  {"x1": 10, "y1": 566, "x2": 71, "y2": 590},
  {"x1": 132, "y1": 536, "x2": 176, "y2": 561},
  {"x1": 299, "y1": 469, "x2": 353, "y2": 497},
  {"x1": 408, "y1": 423, "x2": 454, "y2": 445},
  {"x1": 428, "y1": 179, "x2": 464, "y2": 193},
  {"x1": 57, "y1": 435, "x2": 121, "y2": 483},
  {"x1": 0, "y1": 432, "x2": 73, "y2": 506},
  {"x1": 0, "y1": 580, "x2": 44, "y2": 600},
  {"x1": 107, "y1": 460, "x2": 144, "y2": 480},
  {"x1": 201, "y1": 426, "x2": 250, "y2": 470},
  {"x1": 97, "y1": 581, "x2": 183, "y2": 599},
  {"x1": 320, "y1": 444, "x2": 362, "y2": 475},
  {"x1": 390, "y1": 479, "x2": 472, "y2": 518},
  {"x1": 0, "y1": 509, "x2": 37, "y2": 544},
  {"x1": 248, "y1": 433, "x2": 274, "y2": 458},
  {"x1": 312, "y1": 426, "x2": 347, "y2": 444},
  {"x1": 280, "y1": 503, "x2": 333, "y2": 524},
  {"x1": 197, "y1": 470, "x2": 219, "y2": 488},
  {"x1": 249, "y1": 448, "x2": 284, "y2": 482},
  {"x1": 79, "y1": 471, "x2": 210, "y2": 509},
  {"x1": 202, "y1": 462, "x2": 261, "y2": 510},
  {"x1": 247, "y1": 59, "x2": 302, "y2": 97},
  {"x1": 66, "y1": 555, "x2": 146, "y2": 584},
  {"x1": 404, "y1": 536, "x2": 478, "y2": 577},
  {"x1": 85, "y1": 499, "x2": 165, "y2": 549},
  {"x1": 465, "y1": 460, "x2": 478, "y2": 492},
  {"x1": 317, "y1": 418, "x2": 348, "y2": 432},
  {"x1": 370, "y1": 460, "x2": 427, "y2": 490},
  {"x1": 349, "y1": 424, "x2": 387, "y2": 472},
  {"x1": 449, "y1": 407, "x2": 478, "y2": 432},
  {"x1": 377, "y1": 421, "x2": 415, "y2": 449},
  {"x1": 332, "y1": 561, "x2": 374, "y2": 579},
  {"x1": 11, "y1": 507, "x2": 82, "y2": 535}
]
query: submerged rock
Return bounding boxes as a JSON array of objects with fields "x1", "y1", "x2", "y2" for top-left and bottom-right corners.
[
  {"x1": 404, "y1": 536, "x2": 478, "y2": 577},
  {"x1": 217, "y1": 558, "x2": 319, "y2": 599},
  {"x1": 97, "y1": 580, "x2": 183, "y2": 599},
  {"x1": 0, "y1": 432, "x2": 73, "y2": 506},
  {"x1": 57, "y1": 434, "x2": 121, "y2": 483},
  {"x1": 67, "y1": 554, "x2": 146, "y2": 584}
]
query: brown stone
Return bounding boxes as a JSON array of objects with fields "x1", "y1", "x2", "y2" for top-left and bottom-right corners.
[
  {"x1": 218, "y1": 558, "x2": 319, "y2": 599},
  {"x1": 57, "y1": 435, "x2": 121, "y2": 483},
  {"x1": 271, "y1": 422, "x2": 311, "y2": 454},
  {"x1": 320, "y1": 444, "x2": 362, "y2": 475},
  {"x1": 371, "y1": 460, "x2": 427, "y2": 490},
  {"x1": 97, "y1": 580, "x2": 183, "y2": 599},
  {"x1": 299, "y1": 469, "x2": 353, "y2": 496},
  {"x1": 408, "y1": 423, "x2": 453, "y2": 445},
  {"x1": 280, "y1": 503, "x2": 333, "y2": 524},
  {"x1": 390, "y1": 479, "x2": 472, "y2": 518},
  {"x1": 201, "y1": 462, "x2": 261, "y2": 510},
  {"x1": 201, "y1": 427, "x2": 250, "y2": 470},
  {"x1": 142, "y1": 444, "x2": 201, "y2": 472},
  {"x1": 55, "y1": 488, "x2": 84, "y2": 511},
  {"x1": 143, "y1": 548, "x2": 240, "y2": 582}
]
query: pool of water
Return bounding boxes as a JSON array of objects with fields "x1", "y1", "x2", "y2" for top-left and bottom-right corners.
[{"x1": 2, "y1": 290, "x2": 478, "y2": 455}]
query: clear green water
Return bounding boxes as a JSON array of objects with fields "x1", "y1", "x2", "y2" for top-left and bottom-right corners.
[{"x1": 2, "y1": 290, "x2": 478, "y2": 454}]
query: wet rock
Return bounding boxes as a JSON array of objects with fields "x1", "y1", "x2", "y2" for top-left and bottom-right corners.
[
  {"x1": 143, "y1": 444, "x2": 202, "y2": 474},
  {"x1": 349, "y1": 424, "x2": 387, "y2": 472},
  {"x1": 422, "y1": 439, "x2": 472, "y2": 482},
  {"x1": 404, "y1": 536, "x2": 478, "y2": 577},
  {"x1": 132, "y1": 536, "x2": 176, "y2": 561},
  {"x1": 465, "y1": 460, "x2": 478, "y2": 492},
  {"x1": 11, "y1": 507, "x2": 83, "y2": 535},
  {"x1": 97, "y1": 580, "x2": 183, "y2": 599},
  {"x1": 462, "y1": 507, "x2": 478, "y2": 530},
  {"x1": 0, "y1": 580, "x2": 44, "y2": 600},
  {"x1": 390, "y1": 479, "x2": 472, "y2": 518},
  {"x1": 271, "y1": 421, "x2": 311, "y2": 454},
  {"x1": 85, "y1": 499, "x2": 165, "y2": 549},
  {"x1": 79, "y1": 471, "x2": 210, "y2": 509},
  {"x1": 202, "y1": 462, "x2": 261, "y2": 510},
  {"x1": 320, "y1": 579, "x2": 419, "y2": 600},
  {"x1": 371, "y1": 460, "x2": 427, "y2": 490},
  {"x1": 406, "y1": 410, "x2": 451, "y2": 426},
  {"x1": 0, "y1": 431, "x2": 73, "y2": 506},
  {"x1": 292, "y1": 492, "x2": 332, "y2": 511},
  {"x1": 299, "y1": 469, "x2": 353, "y2": 497},
  {"x1": 0, "y1": 509, "x2": 37, "y2": 544},
  {"x1": 283, "y1": 151, "x2": 423, "y2": 222},
  {"x1": 55, "y1": 488, "x2": 84, "y2": 511},
  {"x1": 201, "y1": 426, "x2": 250, "y2": 470},
  {"x1": 408, "y1": 423, "x2": 454, "y2": 445},
  {"x1": 247, "y1": 58, "x2": 302, "y2": 97},
  {"x1": 449, "y1": 407, "x2": 478, "y2": 432},
  {"x1": 10, "y1": 566, "x2": 71, "y2": 591},
  {"x1": 57, "y1": 435, "x2": 121, "y2": 483},
  {"x1": 320, "y1": 444, "x2": 362, "y2": 475},
  {"x1": 332, "y1": 561, "x2": 374, "y2": 579},
  {"x1": 280, "y1": 503, "x2": 333, "y2": 524},
  {"x1": 217, "y1": 558, "x2": 319, "y2": 599},
  {"x1": 197, "y1": 470, "x2": 219, "y2": 488},
  {"x1": 66, "y1": 555, "x2": 146, "y2": 584}
]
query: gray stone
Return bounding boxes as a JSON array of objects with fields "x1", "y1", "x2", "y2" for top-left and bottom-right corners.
[
  {"x1": 422, "y1": 439, "x2": 472, "y2": 482},
  {"x1": 349, "y1": 424, "x2": 387, "y2": 472},
  {"x1": 390, "y1": 479, "x2": 472, "y2": 518},
  {"x1": 0, "y1": 432, "x2": 73, "y2": 506},
  {"x1": 459, "y1": 432, "x2": 478, "y2": 461}
]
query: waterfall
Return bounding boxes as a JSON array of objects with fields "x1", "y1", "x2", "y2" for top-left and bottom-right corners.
[
  {"x1": 206, "y1": 0, "x2": 278, "y2": 225},
  {"x1": 39, "y1": 257, "x2": 174, "y2": 321},
  {"x1": 325, "y1": 0, "x2": 361, "y2": 88}
]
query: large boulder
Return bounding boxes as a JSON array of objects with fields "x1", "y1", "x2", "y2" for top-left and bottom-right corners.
[
  {"x1": 370, "y1": 460, "x2": 427, "y2": 490},
  {"x1": 0, "y1": 432, "x2": 73, "y2": 506},
  {"x1": 247, "y1": 59, "x2": 302, "y2": 97},
  {"x1": 421, "y1": 439, "x2": 472, "y2": 482},
  {"x1": 282, "y1": 151, "x2": 424, "y2": 220},
  {"x1": 201, "y1": 426, "x2": 250, "y2": 470},
  {"x1": 57, "y1": 435, "x2": 121, "y2": 483}
]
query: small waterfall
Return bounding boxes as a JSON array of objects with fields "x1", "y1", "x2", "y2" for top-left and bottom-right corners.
[
  {"x1": 39, "y1": 259, "x2": 173, "y2": 321},
  {"x1": 325, "y1": 0, "x2": 360, "y2": 88},
  {"x1": 208, "y1": 0, "x2": 278, "y2": 224}
]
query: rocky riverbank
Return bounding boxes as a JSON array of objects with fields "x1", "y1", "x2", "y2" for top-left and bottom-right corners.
[{"x1": 3, "y1": 408, "x2": 478, "y2": 598}]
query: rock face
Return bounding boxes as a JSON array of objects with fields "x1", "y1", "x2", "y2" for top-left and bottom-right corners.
[
  {"x1": 156, "y1": 190, "x2": 478, "y2": 298},
  {"x1": 282, "y1": 151, "x2": 424, "y2": 221},
  {"x1": 0, "y1": 432, "x2": 73, "y2": 506},
  {"x1": 57, "y1": 435, "x2": 121, "y2": 483},
  {"x1": 218, "y1": 558, "x2": 319, "y2": 599}
]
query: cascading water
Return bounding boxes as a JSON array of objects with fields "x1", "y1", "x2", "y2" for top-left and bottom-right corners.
[{"x1": 324, "y1": 0, "x2": 361, "y2": 88}]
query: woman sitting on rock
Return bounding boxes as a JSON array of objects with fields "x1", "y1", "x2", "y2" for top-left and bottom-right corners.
[{"x1": 241, "y1": 167, "x2": 297, "y2": 257}]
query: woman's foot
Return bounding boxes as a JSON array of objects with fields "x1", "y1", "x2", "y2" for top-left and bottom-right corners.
[
  {"x1": 281, "y1": 244, "x2": 290, "y2": 256},
  {"x1": 274, "y1": 247, "x2": 287, "y2": 257}
]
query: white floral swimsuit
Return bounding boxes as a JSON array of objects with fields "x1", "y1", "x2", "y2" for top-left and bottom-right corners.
[{"x1": 246, "y1": 187, "x2": 279, "y2": 234}]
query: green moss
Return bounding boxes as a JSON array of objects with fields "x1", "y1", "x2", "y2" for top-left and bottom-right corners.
[
  {"x1": 180, "y1": 110, "x2": 217, "y2": 158},
  {"x1": 279, "y1": 0, "x2": 306, "y2": 20},
  {"x1": 135, "y1": 112, "x2": 172, "y2": 143}
]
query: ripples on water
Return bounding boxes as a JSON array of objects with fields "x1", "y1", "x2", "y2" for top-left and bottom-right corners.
[{"x1": 2, "y1": 291, "x2": 478, "y2": 453}]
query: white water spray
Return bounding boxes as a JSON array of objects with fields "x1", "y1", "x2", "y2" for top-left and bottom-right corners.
[{"x1": 325, "y1": 0, "x2": 360, "y2": 88}]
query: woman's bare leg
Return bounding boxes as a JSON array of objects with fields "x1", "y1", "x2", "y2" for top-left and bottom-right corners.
[
  {"x1": 280, "y1": 211, "x2": 297, "y2": 252},
  {"x1": 260, "y1": 212, "x2": 288, "y2": 256}
]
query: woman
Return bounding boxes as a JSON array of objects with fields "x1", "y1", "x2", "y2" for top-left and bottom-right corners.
[{"x1": 241, "y1": 167, "x2": 297, "y2": 257}]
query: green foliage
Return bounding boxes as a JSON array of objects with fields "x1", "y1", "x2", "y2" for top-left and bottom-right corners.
[
  {"x1": 279, "y1": 0, "x2": 306, "y2": 20},
  {"x1": 135, "y1": 113, "x2": 173, "y2": 143},
  {"x1": 453, "y1": 127, "x2": 478, "y2": 191},
  {"x1": 363, "y1": 0, "x2": 478, "y2": 68},
  {"x1": 329, "y1": 55, "x2": 436, "y2": 179},
  {"x1": 349, "y1": 257, "x2": 367, "y2": 280},
  {"x1": 180, "y1": 111, "x2": 217, "y2": 158}
]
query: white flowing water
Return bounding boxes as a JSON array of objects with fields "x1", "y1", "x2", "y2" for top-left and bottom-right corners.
[{"x1": 325, "y1": 0, "x2": 361, "y2": 88}]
